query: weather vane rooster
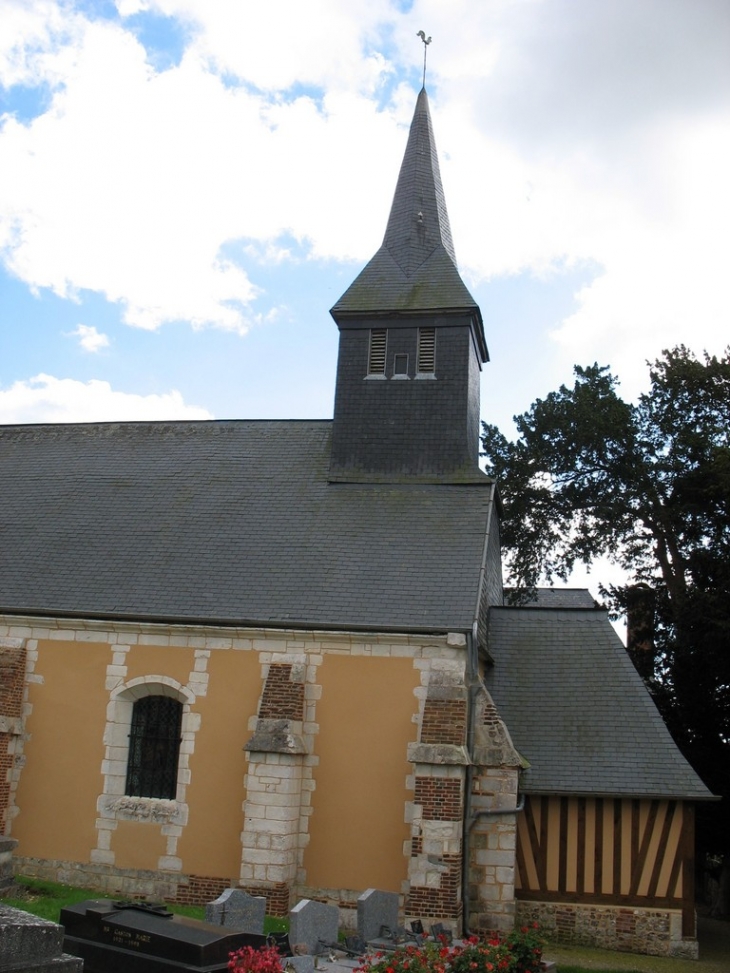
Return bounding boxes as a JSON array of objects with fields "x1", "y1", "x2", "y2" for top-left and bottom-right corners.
[{"x1": 417, "y1": 30, "x2": 432, "y2": 87}]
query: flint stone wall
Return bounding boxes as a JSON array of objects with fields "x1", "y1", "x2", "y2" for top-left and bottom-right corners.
[{"x1": 516, "y1": 900, "x2": 698, "y2": 959}]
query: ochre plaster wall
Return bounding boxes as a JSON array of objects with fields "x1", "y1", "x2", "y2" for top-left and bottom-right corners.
[
  {"x1": 13, "y1": 640, "x2": 108, "y2": 862},
  {"x1": 304, "y1": 655, "x2": 418, "y2": 891},
  {"x1": 112, "y1": 819, "x2": 168, "y2": 870},
  {"x1": 176, "y1": 648, "x2": 261, "y2": 877}
]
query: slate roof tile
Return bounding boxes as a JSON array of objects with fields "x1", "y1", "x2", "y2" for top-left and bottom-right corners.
[
  {"x1": 486, "y1": 605, "x2": 711, "y2": 800},
  {"x1": 0, "y1": 419, "x2": 493, "y2": 633}
]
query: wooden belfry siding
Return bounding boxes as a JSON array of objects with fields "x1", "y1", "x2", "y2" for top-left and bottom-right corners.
[{"x1": 516, "y1": 796, "x2": 695, "y2": 933}]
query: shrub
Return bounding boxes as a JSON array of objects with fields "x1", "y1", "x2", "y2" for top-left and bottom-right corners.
[
  {"x1": 504, "y1": 924, "x2": 544, "y2": 973},
  {"x1": 357, "y1": 941, "x2": 452, "y2": 973},
  {"x1": 448, "y1": 937, "x2": 515, "y2": 973},
  {"x1": 230, "y1": 925, "x2": 544, "y2": 973}
]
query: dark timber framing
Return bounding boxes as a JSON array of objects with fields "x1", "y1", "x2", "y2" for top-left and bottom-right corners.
[{"x1": 516, "y1": 795, "x2": 696, "y2": 934}]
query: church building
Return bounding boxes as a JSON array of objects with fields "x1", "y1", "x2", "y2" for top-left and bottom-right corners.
[{"x1": 0, "y1": 87, "x2": 710, "y2": 958}]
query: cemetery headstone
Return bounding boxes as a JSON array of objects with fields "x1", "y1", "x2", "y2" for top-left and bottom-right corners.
[
  {"x1": 205, "y1": 888, "x2": 266, "y2": 933},
  {"x1": 288, "y1": 898, "x2": 339, "y2": 957},
  {"x1": 0, "y1": 835, "x2": 17, "y2": 891},
  {"x1": 0, "y1": 904, "x2": 83, "y2": 972},
  {"x1": 61, "y1": 898, "x2": 270, "y2": 972},
  {"x1": 357, "y1": 888, "x2": 399, "y2": 943}
]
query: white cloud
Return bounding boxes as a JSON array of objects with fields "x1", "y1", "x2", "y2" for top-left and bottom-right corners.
[
  {"x1": 424, "y1": 0, "x2": 730, "y2": 397},
  {"x1": 0, "y1": 374, "x2": 213, "y2": 422},
  {"x1": 0, "y1": 11, "x2": 409, "y2": 331},
  {"x1": 0, "y1": 0, "x2": 728, "y2": 382},
  {"x1": 0, "y1": 0, "x2": 82, "y2": 89},
  {"x1": 117, "y1": 0, "x2": 398, "y2": 93},
  {"x1": 70, "y1": 323, "x2": 110, "y2": 352}
]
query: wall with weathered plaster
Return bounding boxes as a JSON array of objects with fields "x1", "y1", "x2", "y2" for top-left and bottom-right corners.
[{"x1": 2, "y1": 614, "x2": 470, "y2": 920}]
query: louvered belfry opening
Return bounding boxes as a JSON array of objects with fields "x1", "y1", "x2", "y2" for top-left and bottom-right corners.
[
  {"x1": 126, "y1": 695, "x2": 183, "y2": 800},
  {"x1": 368, "y1": 329, "x2": 387, "y2": 374},
  {"x1": 417, "y1": 327, "x2": 436, "y2": 373}
]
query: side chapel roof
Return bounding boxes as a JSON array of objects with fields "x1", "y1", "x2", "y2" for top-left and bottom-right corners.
[
  {"x1": 0, "y1": 420, "x2": 493, "y2": 633},
  {"x1": 487, "y1": 604, "x2": 712, "y2": 800}
]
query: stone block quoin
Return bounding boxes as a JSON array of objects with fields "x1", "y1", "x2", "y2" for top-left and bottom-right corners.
[
  {"x1": 0, "y1": 642, "x2": 26, "y2": 830},
  {"x1": 259, "y1": 664, "x2": 305, "y2": 721}
]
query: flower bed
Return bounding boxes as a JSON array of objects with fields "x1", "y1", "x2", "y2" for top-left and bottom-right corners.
[{"x1": 228, "y1": 925, "x2": 544, "y2": 973}]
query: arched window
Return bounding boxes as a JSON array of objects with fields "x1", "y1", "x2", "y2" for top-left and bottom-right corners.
[{"x1": 125, "y1": 695, "x2": 183, "y2": 800}]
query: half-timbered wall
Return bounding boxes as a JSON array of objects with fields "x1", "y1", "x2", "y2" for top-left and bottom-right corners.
[{"x1": 516, "y1": 795, "x2": 696, "y2": 956}]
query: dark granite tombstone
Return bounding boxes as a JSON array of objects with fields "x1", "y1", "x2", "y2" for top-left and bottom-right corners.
[{"x1": 61, "y1": 899, "x2": 270, "y2": 972}]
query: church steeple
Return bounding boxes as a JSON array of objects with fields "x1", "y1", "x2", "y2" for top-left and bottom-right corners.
[{"x1": 329, "y1": 88, "x2": 489, "y2": 480}]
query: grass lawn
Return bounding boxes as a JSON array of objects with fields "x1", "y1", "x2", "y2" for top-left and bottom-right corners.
[
  {"x1": 557, "y1": 969, "x2": 644, "y2": 973},
  {"x1": 0, "y1": 876, "x2": 288, "y2": 933}
]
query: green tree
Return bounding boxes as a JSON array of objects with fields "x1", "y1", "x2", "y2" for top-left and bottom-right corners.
[{"x1": 481, "y1": 346, "x2": 730, "y2": 903}]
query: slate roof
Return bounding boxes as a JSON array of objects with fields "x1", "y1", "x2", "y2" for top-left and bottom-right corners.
[
  {"x1": 0, "y1": 419, "x2": 493, "y2": 632},
  {"x1": 331, "y1": 88, "x2": 488, "y2": 362},
  {"x1": 486, "y1": 604, "x2": 712, "y2": 799},
  {"x1": 505, "y1": 588, "x2": 600, "y2": 609}
]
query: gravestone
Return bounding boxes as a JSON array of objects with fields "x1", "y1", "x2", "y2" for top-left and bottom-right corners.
[
  {"x1": 288, "y1": 899, "x2": 339, "y2": 957},
  {"x1": 0, "y1": 904, "x2": 82, "y2": 972},
  {"x1": 205, "y1": 888, "x2": 266, "y2": 933},
  {"x1": 61, "y1": 898, "x2": 269, "y2": 972},
  {"x1": 357, "y1": 888, "x2": 399, "y2": 943},
  {"x1": 0, "y1": 835, "x2": 17, "y2": 891}
]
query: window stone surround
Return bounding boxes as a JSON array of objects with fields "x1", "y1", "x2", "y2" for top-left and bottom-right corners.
[{"x1": 94, "y1": 675, "x2": 201, "y2": 870}]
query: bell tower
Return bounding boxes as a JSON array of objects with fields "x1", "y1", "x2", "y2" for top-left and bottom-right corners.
[{"x1": 329, "y1": 88, "x2": 488, "y2": 480}]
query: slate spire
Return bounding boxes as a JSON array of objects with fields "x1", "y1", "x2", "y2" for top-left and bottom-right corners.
[
  {"x1": 329, "y1": 87, "x2": 489, "y2": 480},
  {"x1": 331, "y1": 88, "x2": 487, "y2": 362},
  {"x1": 383, "y1": 85, "x2": 457, "y2": 275}
]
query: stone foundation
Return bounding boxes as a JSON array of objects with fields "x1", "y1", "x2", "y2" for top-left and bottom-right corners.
[
  {"x1": 13, "y1": 855, "x2": 238, "y2": 903},
  {"x1": 516, "y1": 900, "x2": 698, "y2": 959}
]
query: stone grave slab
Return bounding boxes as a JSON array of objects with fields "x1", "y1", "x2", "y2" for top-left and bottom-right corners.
[
  {"x1": 284, "y1": 955, "x2": 315, "y2": 973},
  {"x1": 61, "y1": 899, "x2": 270, "y2": 972},
  {"x1": 0, "y1": 904, "x2": 82, "y2": 972},
  {"x1": 288, "y1": 899, "x2": 339, "y2": 957},
  {"x1": 205, "y1": 888, "x2": 266, "y2": 933}
]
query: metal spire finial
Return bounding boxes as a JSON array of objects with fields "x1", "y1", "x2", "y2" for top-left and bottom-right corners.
[{"x1": 417, "y1": 30, "x2": 432, "y2": 88}]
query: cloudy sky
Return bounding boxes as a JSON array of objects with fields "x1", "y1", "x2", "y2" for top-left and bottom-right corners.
[{"x1": 1, "y1": 0, "x2": 729, "y2": 598}]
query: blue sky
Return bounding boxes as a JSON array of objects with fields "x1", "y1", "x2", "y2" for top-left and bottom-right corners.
[{"x1": 1, "y1": 0, "x2": 729, "y2": 598}]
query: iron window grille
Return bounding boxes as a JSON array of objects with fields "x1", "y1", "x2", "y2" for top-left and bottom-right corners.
[{"x1": 125, "y1": 695, "x2": 183, "y2": 800}]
